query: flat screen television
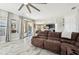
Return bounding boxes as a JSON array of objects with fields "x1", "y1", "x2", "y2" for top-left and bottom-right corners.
[{"x1": 46, "y1": 24, "x2": 55, "y2": 29}]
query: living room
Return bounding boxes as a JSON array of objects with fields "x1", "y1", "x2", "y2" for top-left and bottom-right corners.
[
  {"x1": 0, "y1": 0, "x2": 79, "y2": 57},
  {"x1": 32, "y1": 3, "x2": 79, "y2": 55}
]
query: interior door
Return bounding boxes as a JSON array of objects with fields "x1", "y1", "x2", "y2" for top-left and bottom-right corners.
[{"x1": 10, "y1": 19, "x2": 19, "y2": 41}]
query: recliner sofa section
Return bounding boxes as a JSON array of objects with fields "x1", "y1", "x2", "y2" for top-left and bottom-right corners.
[
  {"x1": 61, "y1": 32, "x2": 79, "y2": 55},
  {"x1": 31, "y1": 31, "x2": 79, "y2": 55},
  {"x1": 31, "y1": 31, "x2": 49, "y2": 48},
  {"x1": 31, "y1": 31, "x2": 61, "y2": 54},
  {"x1": 44, "y1": 32, "x2": 61, "y2": 54}
]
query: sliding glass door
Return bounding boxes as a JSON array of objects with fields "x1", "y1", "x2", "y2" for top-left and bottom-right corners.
[
  {"x1": 0, "y1": 9, "x2": 8, "y2": 43},
  {"x1": 0, "y1": 19, "x2": 7, "y2": 43}
]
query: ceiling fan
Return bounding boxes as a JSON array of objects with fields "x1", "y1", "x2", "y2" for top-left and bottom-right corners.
[{"x1": 18, "y1": 3, "x2": 47, "y2": 13}]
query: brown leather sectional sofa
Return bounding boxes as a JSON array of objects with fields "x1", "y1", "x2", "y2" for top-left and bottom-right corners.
[
  {"x1": 61, "y1": 32, "x2": 79, "y2": 55},
  {"x1": 31, "y1": 31, "x2": 79, "y2": 55}
]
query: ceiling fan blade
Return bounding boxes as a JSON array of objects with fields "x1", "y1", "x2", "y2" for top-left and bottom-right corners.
[
  {"x1": 29, "y1": 3, "x2": 40, "y2": 12},
  {"x1": 26, "y1": 5, "x2": 31, "y2": 13},
  {"x1": 18, "y1": 4, "x2": 24, "y2": 11}
]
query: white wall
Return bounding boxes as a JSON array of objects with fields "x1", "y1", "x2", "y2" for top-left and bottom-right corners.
[
  {"x1": 35, "y1": 9, "x2": 79, "y2": 32},
  {"x1": 76, "y1": 9, "x2": 79, "y2": 32},
  {"x1": 64, "y1": 15, "x2": 76, "y2": 32},
  {"x1": 55, "y1": 17, "x2": 64, "y2": 32},
  {"x1": 35, "y1": 19, "x2": 56, "y2": 24},
  {"x1": 64, "y1": 10, "x2": 79, "y2": 32},
  {"x1": 35, "y1": 17, "x2": 64, "y2": 32}
]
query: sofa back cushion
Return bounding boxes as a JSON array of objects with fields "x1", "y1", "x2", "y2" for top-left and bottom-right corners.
[
  {"x1": 75, "y1": 42, "x2": 79, "y2": 47},
  {"x1": 48, "y1": 32, "x2": 61, "y2": 38},
  {"x1": 71, "y1": 32, "x2": 79, "y2": 41},
  {"x1": 37, "y1": 30, "x2": 49, "y2": 39},
  {"x1": 75, "y1": 36, "x2": 79, "y2": 47},
  {"x1": 38, "y1": 32, "x2": 47, "y2": 36},
  {"x1": 38, "y1": 36, "x2": 47, "y2": 39}
]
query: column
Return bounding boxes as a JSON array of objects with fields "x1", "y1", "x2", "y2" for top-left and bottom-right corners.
[
  {"x1": 25, "y1": 21, "x2": 28, "y2": 36},
  {"x1": 32, "y1": 20, "x2": 36, "y2": 36},
  {"x1": 6, "y1": 12, "x2": 11, "y2": 42},
  {"x1": 20, "y1": 16, "x2": 24, "y2": 39}
]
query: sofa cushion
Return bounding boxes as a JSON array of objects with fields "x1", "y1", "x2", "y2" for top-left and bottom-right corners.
[
  {"x1": 61, "y1": 43, "x2": 77, "y2": 55},
  {"x1": 44, "y1": 30, "x2": 49, "y2": 34},
  {"x1": 38, "y1": 32, "x2": 47, "y2": 36},
  {"x1": 61, "y1": 43, "x2": 75, "y2": 49},
  {"x1": 48, "y1": 32, "x2": 61, "y2": 38},
  {"x1": 61, "y1": 43, "x2": 67, "y2": 55},
  {"x1": 37, "y1": 31, "x2": 49, "y2": 39},
  {"x1": 76, "y1": 36, "x2": 79, "y2": 42},
  {"x1": 71, "y1": 32, "x2": 79, "y2": 41},
  {"x1": 38, "y1": 36, "x2": 47, "y2": 39},
  {"x1": 32, "y1": 36, "x2": 39, "y2": 38},
  {"x1": 75, "y1": 42, "x2": 79, "y2": 47},
  {"x1": 60, "y1": 39, "x2": 75, "y2": 44},
  {"x1": 44, "y1": 39, "x2": 61, "y2": 54},
  {"x1": 74, "y1": 36, "x2": 79, "y2": 47},
  {"x1": 48, "y1": 37, "x2": 60, "y2": 41},
  {"x1": 31, "y1": 38, "x2": 46, "y2": 48},
  {"x1": 38, "y1": 31, "x2": 48, "y2": 37}
]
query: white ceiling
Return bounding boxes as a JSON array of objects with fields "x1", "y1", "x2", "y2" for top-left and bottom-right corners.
[{"x1": 0, "y1": 3, "x2": 79, "y2": 20}]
